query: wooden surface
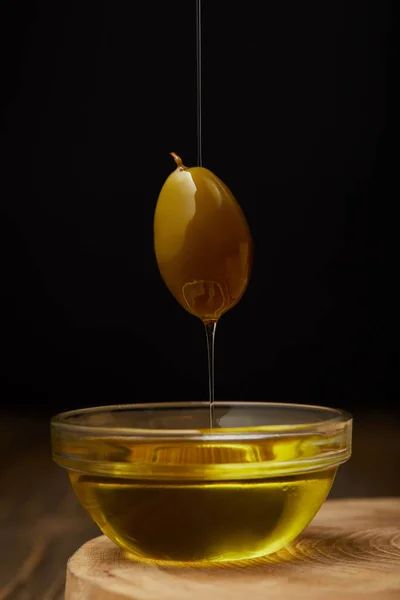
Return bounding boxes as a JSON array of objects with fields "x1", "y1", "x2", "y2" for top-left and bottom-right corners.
[
  {"x1": 65, "y1": 498, "x2": 400, "y2": 600},
  {"x1": 1, "y1": 411, "x2": 400, "y2": 599}
]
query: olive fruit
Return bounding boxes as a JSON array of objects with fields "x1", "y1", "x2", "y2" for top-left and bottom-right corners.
[{"x1": 154, "y1": 153, "x2": 253, "y2": 323}]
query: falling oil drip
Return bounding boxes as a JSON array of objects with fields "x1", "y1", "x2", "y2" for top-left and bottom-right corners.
[
  {"x1": 205, "y1": 321, "x2": 216, "y2": 428},
  {"x1": 196, "y1": 0, "x2": 214, "y2": 427}
]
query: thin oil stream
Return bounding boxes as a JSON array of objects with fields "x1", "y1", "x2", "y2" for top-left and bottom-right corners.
[
  {"x1": 196, "y1": 0, "x2": 202, "y2": 169},
  {"x1": 196, "y1": 0, "x2": 215, "y2": 428}
]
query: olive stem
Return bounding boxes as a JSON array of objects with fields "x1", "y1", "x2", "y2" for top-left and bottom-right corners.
[
  {"x1": 170, "y1": 152, "x2": 185, "y2": 170},
  {"x1": 205, "y1": 320, "x2": 217, "y2": 428}
]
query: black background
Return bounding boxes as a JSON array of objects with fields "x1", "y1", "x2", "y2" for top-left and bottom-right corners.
[{"x1": 0, "y1": 1, "x2": 394, "y2": 418}]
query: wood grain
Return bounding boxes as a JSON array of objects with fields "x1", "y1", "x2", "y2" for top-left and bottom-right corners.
[{"x1": 65, "y1": 498, "x2": 400, "y2": 600}]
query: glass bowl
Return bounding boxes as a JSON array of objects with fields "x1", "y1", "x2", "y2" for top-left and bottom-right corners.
[{"x1": 51, "y1": 401, "x2": 352, "y2": 565}]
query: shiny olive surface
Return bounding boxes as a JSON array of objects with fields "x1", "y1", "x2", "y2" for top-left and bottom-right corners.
[{"x1": 154, "y1": 154, "x2": 253, "y2": 323}]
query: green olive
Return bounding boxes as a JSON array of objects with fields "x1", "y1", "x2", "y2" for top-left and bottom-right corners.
[{"x1": 154, "y1": 153, "x2": 253, "y2": 323}]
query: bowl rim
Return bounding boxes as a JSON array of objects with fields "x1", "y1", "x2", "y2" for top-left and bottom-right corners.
[{"x1": 51, "y1": 401, "x2": 352, "y2": 440}]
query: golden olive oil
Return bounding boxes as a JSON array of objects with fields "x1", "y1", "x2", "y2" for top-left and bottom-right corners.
[{"x1": 68, "y1": 434, "x2": 336, "y2": 564}]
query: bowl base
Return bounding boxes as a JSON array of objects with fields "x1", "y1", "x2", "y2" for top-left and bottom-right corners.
[{"x1": 69, "y1": 467, "x2": 335, "y2": 564}]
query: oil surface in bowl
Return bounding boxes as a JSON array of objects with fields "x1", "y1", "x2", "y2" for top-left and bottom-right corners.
[{"x1": 68, "y1": 434, "x2": 336, "y2": 564}]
